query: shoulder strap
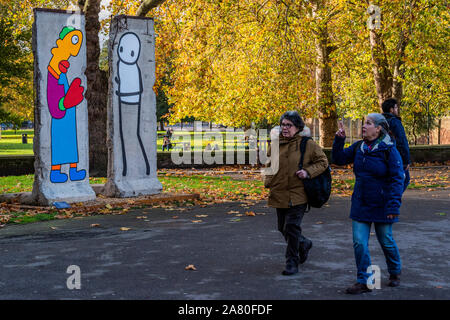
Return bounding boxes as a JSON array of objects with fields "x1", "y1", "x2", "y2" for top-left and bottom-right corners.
[{"x1": 299, "y1": 137, "x2": 311, "y2": 170}]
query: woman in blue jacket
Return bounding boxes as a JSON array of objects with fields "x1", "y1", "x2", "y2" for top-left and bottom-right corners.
[{"x1": 332, "y1": 113, "x2": 404, "y2": 295}]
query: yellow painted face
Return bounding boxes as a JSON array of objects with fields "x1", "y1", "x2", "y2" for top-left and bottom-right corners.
[
  {"x1": 61, "y1": 30, "x2": 83, "y2": 57},
  {"x1": 49, "y1": 30, "x2": 83, "y2": 76}
]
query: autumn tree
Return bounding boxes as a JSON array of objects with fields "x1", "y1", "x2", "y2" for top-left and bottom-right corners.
[
  {"x1": 142, "y1": 1, "x2": 341, "y2": 145},
  {"x1": 0, "y1": 1, "x2": 76, "y2": 124},
  {"x1": 74, "y1": 0, "x2": 108, "y2": 176},
  {"x1": 366, "y1": 0, "x2": 419, "y2": 106},
  {"x1": 0, "y1": 4, "x2": 31, "y2": 123},
  {"x1": 309, "y1": 0, "x2": 340, "y2": 146},
  {"x1": 3, "y1": 0, "x2": 448, "y2": 152},
  {"x1": 331, "y1": 0, "x2": 449, "y2": 134},
  {"x1": 0, "y1": 2, "x2": 35, "y2": 123}
]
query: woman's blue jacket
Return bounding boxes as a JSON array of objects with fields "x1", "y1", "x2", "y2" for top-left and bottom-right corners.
[{"x1": 332, "y1": 135, "x2": 405, "y2": 223}]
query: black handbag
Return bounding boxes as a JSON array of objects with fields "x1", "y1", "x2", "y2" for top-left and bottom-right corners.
[{"x1": 299, "y1": 137, "x2": 332, "y2": 212}]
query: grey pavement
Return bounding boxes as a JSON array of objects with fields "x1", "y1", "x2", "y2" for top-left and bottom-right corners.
[{"x1": 0, "y1": 189, "x2": 448, "y2": 300}]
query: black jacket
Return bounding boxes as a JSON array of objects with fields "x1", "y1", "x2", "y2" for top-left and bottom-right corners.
[{"x1": 382, "y1": 113, "x2": 411, "y2": 167}]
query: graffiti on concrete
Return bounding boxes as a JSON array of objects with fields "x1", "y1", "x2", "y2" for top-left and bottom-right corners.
[
  {"x1": 114, "y1": 32, "x2": 150, "y2": 176},
  {"x1": 46, "y1": 26, "x2": 86, "y2": 183}
]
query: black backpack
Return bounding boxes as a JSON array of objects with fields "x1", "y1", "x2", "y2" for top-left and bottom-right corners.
[{"x1": 299, "y1": 137, "x2": 332, "y2": 212}]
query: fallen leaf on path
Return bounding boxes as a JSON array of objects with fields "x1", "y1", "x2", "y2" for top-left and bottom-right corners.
[
  {"x1": 185, "y1": 264, "x2": 197, "y2": 271},
  {"x1": 227, "y1": 210, "x2": 239, "y2": 214},
  {"x1": 90, "y1": 224, "x2": 100, "y2": 228},
  {"x1": 195, "y1": 214, "x2": 208, "y2": 218},
  {"x1": 245, "y1": 211, "x2": 256, "y2": 216},
  {"x1": 136, "y1": 216, "x2": 147, "y2": 219},
  {"x1": 316, "y1": 221, "x2": 324, "y2": 224},
  {"x1": 105, "y1": 204, "x2": 113, "y2": 209},
  {"x1": 172, "y1": 216, "x2": 179, "y2": 219},
  {"x1": 120, "y1": 227, "x2": 131, "y2": 231},
  {"x1": 191, "y1": 220, "x2": 202, "y2": 223}
]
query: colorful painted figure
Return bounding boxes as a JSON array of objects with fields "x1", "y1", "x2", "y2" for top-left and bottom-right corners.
[
  {"x1": 115, "y1": 32, "x2": 150, "y2": 176},
  {"x1": 47, "y1": 26, "x2": 86, "y2": 183}
]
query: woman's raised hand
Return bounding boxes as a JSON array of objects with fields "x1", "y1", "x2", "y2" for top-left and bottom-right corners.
[{"x1": 336, "y1": 121, "x2": 346, "y2": 138}]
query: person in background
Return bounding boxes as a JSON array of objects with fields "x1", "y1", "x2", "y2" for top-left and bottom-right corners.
[
  {"x1": 332, "y1": 113, "x2": 404, "y2": 294},
  {"x1": 381, "y1": 98, "x2": 411, "y2": 191},
  {"x1": 264, "y1": 111, "x2": 328, "y2": 276},
  {"x1": 166, "y1": 127, "x2": 173, "y2": 139},
  {"x1": 162, "y1": 135, "x2": 172, "y2": 151}
]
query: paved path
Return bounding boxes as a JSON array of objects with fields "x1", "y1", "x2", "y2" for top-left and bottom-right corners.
[{"x1": 0, "y1": 189, "x2": 448, "y2": 300}]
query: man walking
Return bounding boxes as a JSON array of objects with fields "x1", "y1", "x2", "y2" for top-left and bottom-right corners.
[{"x1": 382, "y1": 98, "x2": 411, "y2": 191}]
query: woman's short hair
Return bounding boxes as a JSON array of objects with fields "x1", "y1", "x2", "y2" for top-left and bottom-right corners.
[
  {"x1": 280, "y1": 111, "x2": 305, "y2": 132},
  {"x1": 367, "y1": 113, "x2": 390, "y2": 136}
]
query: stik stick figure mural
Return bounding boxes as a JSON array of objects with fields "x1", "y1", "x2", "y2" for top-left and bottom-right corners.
[
  {"x1": 46, "y1": 26, "x2": 86, "y2": 183},
  {"x1": 115, "y1": 32, "x2": 150, "y2": 176}
]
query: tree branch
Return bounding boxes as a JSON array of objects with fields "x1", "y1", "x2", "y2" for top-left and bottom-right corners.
[
  {"x1": 136, "y1": 0, "x2": 167, "y2": 17},
  {"x1": 77, "y1": 0, "x2": 86, "y2": 11}
]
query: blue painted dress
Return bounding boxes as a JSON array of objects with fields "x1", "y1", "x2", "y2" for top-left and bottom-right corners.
[{"x1": 47, "y1": 72, "x2": 79, "y2": 165}]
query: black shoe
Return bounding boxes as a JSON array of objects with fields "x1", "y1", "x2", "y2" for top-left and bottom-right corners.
[
  {"x1": 345, "y1": 283, "x2": 372, "y2": 295},
  {"x1": 299, "y1": 240, "x2": 312, "y2": 264},
  {"x1": 282, "y1": 262, "x2": 299, "y2": 276},
  {"x1": 388, "y1": 274, "x2": 400, "y2": 287}
]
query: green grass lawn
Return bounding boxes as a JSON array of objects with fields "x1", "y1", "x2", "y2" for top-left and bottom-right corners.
[
  {"x1": 159, "y1": 174, "x2": 265, "y2": 200},
  {"x1": 0, "y1": 129, "x2": 34, "y2": 155},
  {"x1": 0, "y1": 130, "x2": 264, "y2": 155},
  {"x1": 0, "y1": 174, "x2": 265, "y2": 198},
  {"x1": 0, "y1": 173, "x2": 267, "y2": 224},
  {"x1": 1, "y1": 172, "x2": 447, "y2": 225}
]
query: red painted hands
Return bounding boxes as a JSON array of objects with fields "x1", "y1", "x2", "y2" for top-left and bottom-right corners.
[
  {"x1": 59, "y1": 60, "x2": 70, "y2": 73},
  {"x1": 63, "y1": 78, "x2": 84, "y2": 109}
]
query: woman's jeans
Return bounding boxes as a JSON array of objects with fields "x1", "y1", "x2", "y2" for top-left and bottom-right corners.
[
  {"x1": 277, "y1": 204, "x2": 310, "y2": 266},
  {"x1": 352, "y1": 220, "x2": 402, "y2": 284}
]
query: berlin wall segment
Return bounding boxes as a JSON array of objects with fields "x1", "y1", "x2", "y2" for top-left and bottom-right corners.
[
  {"x1": 32, "y1": 9, "x2": 96, "y2": 205},
  {"x1": 104, "y1": 15, "x2": 163, "y2": 198}
]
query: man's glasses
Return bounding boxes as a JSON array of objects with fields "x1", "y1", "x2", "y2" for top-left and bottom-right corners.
[{"x1": 281, "y1": 123, "x2": 293, "y2": 128}]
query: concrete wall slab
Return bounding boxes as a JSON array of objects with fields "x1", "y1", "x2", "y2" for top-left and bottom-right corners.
[
  {"x1": 105, "y1": 15, "x2": 162, "y2": 197},
  {"x1": 32, "y1": 9, "x2": 95, "y2": 205}
]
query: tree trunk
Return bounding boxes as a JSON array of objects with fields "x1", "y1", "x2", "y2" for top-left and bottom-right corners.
[
  {"x1": 369, "y1": 2, "x2": 415, "y2": 109},
  {"x1": 438, "y1": 119, "x2": 441, "y2": 145},
  {"x1": 369, "y1": 28, "x2": 393, "y2": 107},
  {"x1": 313, "y1": 5, "x2": 337, "y2": 148},
  {"x1": 79, "y1": 0, "x2": 108, "y2": 176}
]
